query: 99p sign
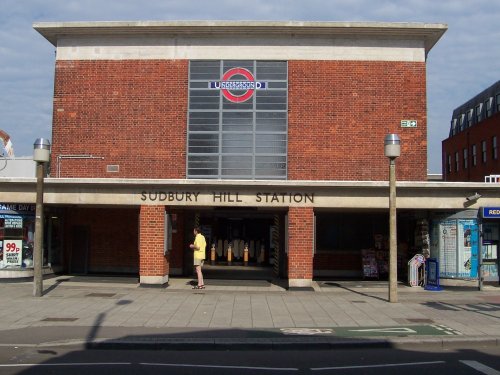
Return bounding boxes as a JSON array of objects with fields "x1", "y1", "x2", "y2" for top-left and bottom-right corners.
[{"x1": 4, "y1": 240, "x2": 22, "y2": 266}]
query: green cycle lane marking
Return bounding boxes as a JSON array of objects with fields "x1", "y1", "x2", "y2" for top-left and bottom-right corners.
[{"x1": 279, "y1": 325, "x2": 462, "y2": 337}]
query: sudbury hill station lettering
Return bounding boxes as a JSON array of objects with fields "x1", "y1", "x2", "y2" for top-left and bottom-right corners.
[{"x1": 141, "y1": 191, "x2": 314, "y2": 205}]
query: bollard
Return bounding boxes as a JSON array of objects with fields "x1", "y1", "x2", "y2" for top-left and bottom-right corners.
[
  {"x1": 227, "y1": 243, "x2": 232, "y2": 266},
  {"x1": 210, "y1": 243, "x2": 216, "y2": 265},
  {"x1": 243, "y1": 243, "x2": 249, "y2": 266}
]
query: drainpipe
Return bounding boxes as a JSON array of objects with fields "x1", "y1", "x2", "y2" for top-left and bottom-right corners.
[{"x1": 56, "y1": 155, "x2": 105, "y2": 178}]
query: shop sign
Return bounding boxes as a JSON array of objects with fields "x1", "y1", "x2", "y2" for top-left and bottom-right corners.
[
  {"x1": 4, "y1": 216, "x2": 22, "y2": 228},
  {"x1": 4, "y1": 239, "x2": 22, "y2": 266},
  {"x1": 0, "y1": 203, "x2": 35, "y2": 215},
  {"x1": 480, "y1": 207, "x2": 500, "y2": 219},
  {"x1": 209, "y1": 67, "x2": 267, "y2": 103}
]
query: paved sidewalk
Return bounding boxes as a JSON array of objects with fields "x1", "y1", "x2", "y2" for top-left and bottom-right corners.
[{"x1": 0, "y1": 275, "x2": 498, "y2": 350}]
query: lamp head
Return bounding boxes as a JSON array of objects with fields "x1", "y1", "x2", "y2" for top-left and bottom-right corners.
[
  {"x1": 384, "y1": 134, "x2": 401, "y2": 159},
  {"x1": 33, "y1": 138, "x2": 51, "y2": 163}
]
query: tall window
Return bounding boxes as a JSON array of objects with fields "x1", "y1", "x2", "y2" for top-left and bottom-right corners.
[
  {"x1": 493, "y1": 136, "x2": 498, "y2": 160},
  {"x1": 447, "y1": 154, "x2": 452, "y2": 173},
  {"x1": 496, "y1": 93, "x2": 500, "y2": 112},
  {"x1": 463, "y1": 148, "x2": 468, "y2": 169},
  {"x1": 482, "y1": 140, "x2": 487, "y2": 163},
  {"x1": 451, "y1": 119, "x2": 457, "y2": 135},
  {"x1": 187, "y1": 60, "x2": 288, "y2": 179},
  {"x1": 486, "y1": 98, "x2": 493, "y2": 118},
  {"x1": 472, "y1": 144, "x2": 477, "y2": 167},
  {"x1": 475, "y1": 103, "x2": 482, "y2": 123},
  {"x1": 455, "y1": 151, "x2": 459, "y2": 172},
  {"x1": 467, "y1": 109, "x2": 473, "y2": 127}
]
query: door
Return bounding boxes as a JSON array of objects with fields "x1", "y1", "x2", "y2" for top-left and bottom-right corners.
[{"x1": 70, "y1": 225, "x2": 89, "y2": 274}]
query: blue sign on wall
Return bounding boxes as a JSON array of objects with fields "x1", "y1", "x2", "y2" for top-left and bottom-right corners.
[{"x1": 481, "y1": 207, "x2": 500, "y2": 219}]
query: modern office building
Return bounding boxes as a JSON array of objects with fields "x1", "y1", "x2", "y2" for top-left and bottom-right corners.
[{"x1": 443, "y1": 80, "x2": 500, "y2": 182}]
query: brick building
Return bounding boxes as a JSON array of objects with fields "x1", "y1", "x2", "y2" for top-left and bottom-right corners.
[
  {"x1": 442, "y1": 80, "x2": 500, "y2": 182},
  {"x1": 20, "y1": 21, "x2": 451, "y2": 287}
]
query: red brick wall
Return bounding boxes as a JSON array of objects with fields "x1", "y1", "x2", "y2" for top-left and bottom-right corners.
[
  {"x1": 139, "y1": 205, "x2": 168, "y2": 276},
  {"x1": 51, "y1": 60, "x2": 188, "y2": 178},
  {"x1": 51, "y1": 59, "x2": 427, "y2": 181},
  {"x1": 442, "y1": 112, "x2": 500, "y2": 181},
  {"x1": 288, "y1": 61, "x2": 427, "y2": 181},
  {"x1": 287, "y1": 207, "x2": 314, "y2": 279},
  {"x1": 64, "y1": 207, "x2": 139, "y2": 273}
]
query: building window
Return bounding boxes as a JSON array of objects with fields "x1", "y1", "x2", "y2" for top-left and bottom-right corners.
[
  {"x1": 451, "y1": 118, "x2": 457, "y2": 135},
  {"x1": 475, "y1": 103, "x2": 482, "y2": 123},
  {"x1": 455, "y1": 151, "x2": 459, "y2": 172},
  {"x1": 467, "y1": 109, "x2": 473, "y2": 127},
  {"x1": 472, "y1": 144, "x2": 477, "y2": 167},
  {"x1": 463, "y1": 148, "x2": 468, "y2": 169},
  {"x1": 493, "y1": 136, "x2": 498, "y2": 160},
  {"x1": 482, "y1": 140, "x2": 487, "y2": 163},
  {"x1": 496, "y1": 93, "x2": 500, "y2": 112},
  {"x1": 187, "y1": 60, "x2": 288, "y2": 179},
  {"x1": 486, "y1": 97, "x2": 493, "y2": 118},
  {"x1": 447, "y1": 154, "x2": 452, "y2": 173},
  {"x1": 458, "y1": 113, "x2": 465, "y2": 131}
]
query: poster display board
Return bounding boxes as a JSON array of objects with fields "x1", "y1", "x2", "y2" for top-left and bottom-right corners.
[
  {"x1": 361, "y1": 249, "x2": 378, "y2": 279},
  {"x1": 437, "y1": 218, "x2": 478, "y2": 279}
]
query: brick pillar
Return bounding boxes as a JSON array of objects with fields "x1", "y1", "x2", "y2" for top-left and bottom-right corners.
[
  {"x1": 288, "y1": 207, "x2": 314, "y2": 288},
  {"x1": 139, "y1": 205, "x2": 168, "y2": 285}
]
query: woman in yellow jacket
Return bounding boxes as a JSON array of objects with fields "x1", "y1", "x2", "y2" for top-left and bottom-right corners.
[{"x1": 189, "y1": 227, "x2": 206, "y2": 289}]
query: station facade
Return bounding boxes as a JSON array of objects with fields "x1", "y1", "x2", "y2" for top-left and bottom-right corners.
[{"x1": 9, "y1": 21, "x2": 498, "y2": 286}]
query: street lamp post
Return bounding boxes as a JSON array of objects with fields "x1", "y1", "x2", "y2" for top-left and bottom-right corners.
[
  {"x1": 33, "y1": 138, "x2": 51, "y2": 297},
  {"x1": 384, "y1": 134, "x2": 401, "y2": 303}
]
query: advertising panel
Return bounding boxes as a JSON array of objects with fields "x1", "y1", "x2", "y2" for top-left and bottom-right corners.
[{"x1": 437, "y1": 218, "x2": 478, "y2": 279}]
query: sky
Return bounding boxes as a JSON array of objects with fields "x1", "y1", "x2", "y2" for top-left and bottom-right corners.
[{"x1": 0, "y1": 0, "x2": 499, "y2": 174}]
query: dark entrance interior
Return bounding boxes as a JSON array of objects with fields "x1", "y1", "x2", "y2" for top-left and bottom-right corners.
[
  {"x1": 69, "y1": 225, "x2": 89, "y2": 274},
  {"x1": 184, "y1": 208, "x2": 286, "y2": 280}
]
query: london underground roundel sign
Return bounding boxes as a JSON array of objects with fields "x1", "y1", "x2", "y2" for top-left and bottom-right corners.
[{"x1": 209, "y1": 68, "x2": 267, "y2": 103}]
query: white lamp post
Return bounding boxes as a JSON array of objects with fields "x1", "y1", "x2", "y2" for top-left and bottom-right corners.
[
  {"x1": 33, "y1": 138, "x2": 51, "y2": 297},
  {"x1": 384, "y1": 134, "x2": 400, "y2": 303}
]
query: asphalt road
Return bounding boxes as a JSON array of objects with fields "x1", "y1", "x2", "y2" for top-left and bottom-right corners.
[{"x1": 0, "y1": 344, "x2": 499, "y2": 374}]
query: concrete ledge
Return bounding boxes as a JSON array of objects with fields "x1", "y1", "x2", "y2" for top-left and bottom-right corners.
[
  {"x1": 0, "y1": 267, "x2": 53, "y2": 279},
  {"x1": 139, "y1": 275, "x2": 168, "y2": 285},
  {"x1": 288, "y1": 278, "x2": 312, "y2": 288}
]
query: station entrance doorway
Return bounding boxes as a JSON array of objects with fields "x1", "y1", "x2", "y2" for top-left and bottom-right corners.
[{"x1": 183, "y1": 208, "x2": 287, "y2": 281}]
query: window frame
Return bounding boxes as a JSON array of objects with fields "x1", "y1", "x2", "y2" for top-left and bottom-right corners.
[
  {"x1": 472, "y1": 144, "x2": 477, "y2": 167},
  {"x1": 187, "y1": 60, "x2": 288, "y2": 180},
  {"x1": 475, "y1": 103, "x2": 483, "y2": 123},
  {"x1": 493, "y1": 136, "x2": 498, "y2": 160},
  {"x1": 482, "y1": 140, "x2": 487, "y2": 163}
]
